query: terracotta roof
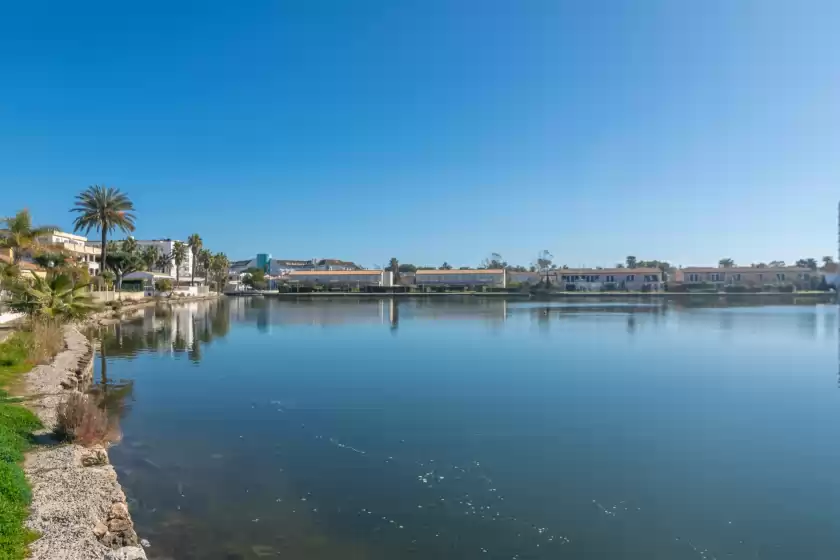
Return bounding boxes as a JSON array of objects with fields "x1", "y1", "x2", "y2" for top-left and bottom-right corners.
[
  {"x1": 547, "y1": 268, "x2": 661, "y2": 275},
  {"x1": 416, "y1": 269, "x2": 505, "y2": 275},
  {"x1": 288, "y1": 270, "x2": 382, "y2": 276},
  {"x1": 681, "y1": 266, "x2": 812, "y2": 273}
]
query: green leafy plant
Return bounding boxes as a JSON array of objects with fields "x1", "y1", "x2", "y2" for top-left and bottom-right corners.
[
  {"x1": 8, "y1": 272, "x2": 99, "y2": 320},
  {"x1": 0, "y1": 209, "x2": 58, "y2": 264}
]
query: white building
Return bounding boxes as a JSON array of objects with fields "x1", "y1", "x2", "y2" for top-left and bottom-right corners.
[
  {"x1": 89, "y1": 238, "x2": 193, "y2": 283},
  {"x1": 37, "y1": 230, "x2": 101, "y2": 276},
  {"x1": 414, "y1": 269, "x2": 507, "y2": 288}
]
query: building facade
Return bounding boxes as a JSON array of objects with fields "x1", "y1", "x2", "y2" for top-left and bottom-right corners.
[
  {"x1": 414, "y1": 269, "x2": 507, "y2": 288},
  {"x1": 37, "y1": 230, "x2": 101, "y2": 276},
  {"x1": 675, "y1": 266, "x2": 815, "y2": 288},
  {"x1": 286, "y1": 269, "x2": 392, "y2": 288},
  {"x1": 550, "y1": 268, "x2": 663, "y2": 291},
  {"x1": 90, "y1": 239, "x2": 193, "y2": 283}
]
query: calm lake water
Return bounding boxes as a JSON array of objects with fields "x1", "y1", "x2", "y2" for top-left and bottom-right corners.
[{"x1": 93, "y1": 296, "x2": 840, "y2": 560}]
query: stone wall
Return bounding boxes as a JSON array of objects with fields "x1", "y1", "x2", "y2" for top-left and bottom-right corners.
[{"x1": 23, "y1": 326, "x2": 148, "y2": 560}]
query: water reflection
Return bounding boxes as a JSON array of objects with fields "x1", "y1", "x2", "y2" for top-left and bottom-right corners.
[{"x1": 94, "y1": 296, "x2": 840, "y2": 560}]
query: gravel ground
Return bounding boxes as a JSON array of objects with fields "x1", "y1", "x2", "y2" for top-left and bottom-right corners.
[{"x1": 23, "y1": 325, "x2": 147, "y2": 560}]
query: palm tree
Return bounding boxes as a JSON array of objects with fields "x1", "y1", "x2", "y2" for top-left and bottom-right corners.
[
  {"x1": 71, "y1": 186, "x2": 136, "y2": 285},
  {"x1": 140, "y1": 246, "x2": 158, "y2": 271},
  {"x1": 625, "y1": 256, "x2": 637, "y2": 269},
  {"x1": 718, "y1": 258, "x2": 735, "y2": 268},
  {"x1": 1, "y1": 209, "x2": 58, "y2": 263},
  {"x1": 440, "y1": 262, "x2": 453, "y2": 270},
  {"x1": 388, "y1": 258, "x2": 400, "y2": 284},
  {"x1": 8, "y1": 271, "x2": 99, "y2": 320},
  {"x1": 197, "y1": 248, "x2": 212, "y2": 279},
  {"x1": 187, "y1": 233, "x2": 202, "y2": 286},
  {"x1": 121, "y1": 237, "x2": 138, "y2": 254},
  {"x1": 209, "y1": 252, "x2": 230, "y2": 293},
  {"x1": 155, "y1": 251, "x2": 172, "y2": 274},
  {"x1": 171, "y1": 241, "x2": 188, "y2": 287},
  {"x1": 823, "y1": 256, "x2": 835, "y2": 267}
]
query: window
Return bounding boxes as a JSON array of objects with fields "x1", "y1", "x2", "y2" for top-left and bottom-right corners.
[
  {"x1": 644, "y1": 274, "x2": 659, "y2": 282},
  {"x1": 687, "y1": 273, "x2": 700, "y2": 282},
  {"x1": 732, "y1": 273, "x2": 741, "y2": 281},
  {"x1": 708, "y1": 273, "x2": 721, "y2": 282},
  {"x1": 776, "y1": 273, "x2": 785, "y2": 282},
  {"x1": 561, "y1": 275, "x2": 570, "y2": 281},
  {"x1": 625, "y1": 275, "x2": 635, "y2": 282},
  {"x1": 605, "y1": 275, "x2": 615, "y2": 283}
]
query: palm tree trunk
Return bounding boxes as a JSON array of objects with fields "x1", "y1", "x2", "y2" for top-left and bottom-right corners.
[
  {"x1": 100, "y1": 228, "x2": 107, "y2": 290},
  {"x1": 191, "y1": 253, "x2": 195, "y2": 287}
]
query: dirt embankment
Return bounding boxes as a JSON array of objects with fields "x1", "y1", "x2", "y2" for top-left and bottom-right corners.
[{"x1": 23, "y1": 326, "x2": 148, "y2": 560}]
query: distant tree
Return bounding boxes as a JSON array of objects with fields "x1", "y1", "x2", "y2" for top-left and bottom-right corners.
[
  {"x1": 155, "y1": 251, "x2": 172, "y2": 274},
  {"x1": 459, "y1": 266, "x2": 472, "y2": 270},
  {"x1": 71, "y1": 185, "x2": 136, "y2": 287},
  {"x1": 140, "y1": 245, "x2": 158, "y2": 271},
  {"x1": 752, "y1": 262, "x2": 768, "y2": 268},
  {"x1": 440, "y1": 262, "x2": 453, "y2": 270},
  {"x1": 1, "y1": 209, "x2": 58, "y2": 263},
  {"x1": 822, "y1": 256, "x2": 835, "y2": 267},
  {"x1": 388, "y1": 257, "x2": 401, "y2": 283},
  {"x1": 197, "y1": 248, "x2": 212, "y2": 281},
  {"x1": 171, "y1": 241, "x2": 188, "y2": 287},
  {"x1": 187, "y1": 233, "x2": 203, "y2": 286},
  {"x1": 208, "y1": 252, "x2": 230, "y2": 293},
  {"x1": 616, "y1": 263, "x2": 625, "y2": 268},
  {"x1": 796, "y1": 258, "x2": 818, "y2": 270},
  {"x1": 243, "y1": 267, "x2": 266, "y2": 290},
  {"x1": 397, "y1": 263, "x2": 416, "y2": 273},
  {"x1": 154, "y1": 278, "x2": 173, "y2": 294},
  {"x1": 718, "y1": 258, "x2": 734, "y2": 268},
  {"x1": 536, "y1": 250, "x2": 553, "y2": 283},
  {"x1": 625, "y1": 256, "x2": 637, "y2": 269},
  {"x1": 32, "y1": 251, "x2": 69, "y2": 271},
  {"x1": 122, "y1": 237, "x2": 138, "y2": 254},
  {"x1": 482, "y1": 252, "x2": 507, "y2": 269},
  {"x1": 769, "y1": 260, "x2": 786, "y2": 267}
]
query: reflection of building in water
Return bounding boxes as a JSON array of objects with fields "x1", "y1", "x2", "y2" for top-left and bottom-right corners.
[{"x1": 137, "y1": 303, "x2": 197, "y2": 351}]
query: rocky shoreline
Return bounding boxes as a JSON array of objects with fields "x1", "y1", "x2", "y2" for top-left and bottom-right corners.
[{"x1": 23, "y1": 325, "x2": 147, "y2": 560}]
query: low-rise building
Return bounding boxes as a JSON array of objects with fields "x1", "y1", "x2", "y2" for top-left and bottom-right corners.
[
  {"x1": 550, "y1": 268, "x2": 664, "y2": 291},
  {"x1": 415, "y1": 269, "x2": 506, "y2": 288},
  {"x1": 286, "y1": 269, "x2": 392, "y2": 288},
  {"x1": 674, "y1": 266, "x2": 815, "y2": 288},
  {"x1": 36, "y1": 230, "x2": 101, "y2": 276}
]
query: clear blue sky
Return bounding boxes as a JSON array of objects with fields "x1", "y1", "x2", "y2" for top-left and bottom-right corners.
[{"x1": 2, "y1": 0, "x2": 839, "y2": 269}]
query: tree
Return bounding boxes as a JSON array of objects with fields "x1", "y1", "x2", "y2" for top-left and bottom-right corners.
[
  {"x1": 140, "y1": 246, "x2": 159, "y2": 271},
  {"x1": 32, "y1": 251, "x2": 70, "y2": 271},
  {"x1": 0, "y1": 209, "x2": 57, "y2": 263},
  {"x1": 0, "y1": 260, "x2": 21, "y2": 293},
  {"x1": 796, "y1": 258, "x2": 818, "y2": 271},
  {"x1": 155, "y1": 251, "x2": 172, "y2": 274},
  {"x1": 197, "y1": 248, "x2": 212, "y2": 281},
  {"x1": 208, "y1": 252, "x2": 230, "y2": 293},
  {"x1": 398, "y1": 263, "x2": 417, "y2": 273},
  {"x1": 459, "y1": 266, "x2": 472, "y2": 270},
  {"x1": 769, "y1": 260, "x2": 786, "y2": 268},
  {"x1": 187, "y1": 233, "x2": 202, "y2": 286},
  {"x1": 243, "y1": 267, "x2": 266, "y2": 290},
  {"x1": 822, "y1": 256, "x2": 835, "y2": 267},
  {"x1": 122, "y1": 237, "x2": 138, "y2": 255},
  {"x1": 719, "y1": 258, "x2": 734, "y2": 268},
  {"x1": 536, "y1": 250, "x2": 553, "y2": 283},
  {"x1": 8, "y1": 271, "x2": 98, "y2": 320},
  {"x1": 528, "y1": 265, "x2": 536, "y2": 272},
  {"x1": 171, "y1": 241, "x2": 188, "y2": 287},
  {"x1": 105, "y1": 249, "x2": 143, "y2": 293},
  {"x1": 626, "y1": 256, "x2": 637, "y2": 269},
  {"x1": 71, "y1": 186, "x2": 136, "y2": 287},
  {"x1": 440, "y1": 262, "x2": 453, "y2": 270},
  {"x1": 482, "y1": 253, "x2": 506, "y2": 269},
  {"x1": 388, "y1": 258, "x2": 401, "y2": 283},
  {"x1": 616, "y1": 263, "x2": 625, "y2": 268}
]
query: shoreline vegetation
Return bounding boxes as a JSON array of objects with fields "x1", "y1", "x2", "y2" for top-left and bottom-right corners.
[{"x1": 0, "y1": 189, "x2": 225, "y2": 558}]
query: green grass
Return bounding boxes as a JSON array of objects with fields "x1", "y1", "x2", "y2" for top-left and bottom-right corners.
[{"x1": 0, "y1": 334, "x2": 42, "y2": 560}]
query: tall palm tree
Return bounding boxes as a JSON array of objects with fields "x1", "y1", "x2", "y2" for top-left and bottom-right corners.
[
  {"x1": 1, "y1": 209, "x2": 58, "y2": 263},
  {"x1": 187, "y1": 233, "x2": 202, "y2": 286},
  {"x1": 209, "y1": 252, "x2": 230, "y2": 293},
  {"x1": 140, "y1": 246, "x2": 158, "y2": 271},
  {"x1": 197, "y1": 248, "x2": 212, "y2": 282},
  {"x1": 155, "y1": 251, "x2": 172, "y2": 274},
  {"x1": 70, "y1": 186, "x2": 136, "y2": 284},
  {"x1": 171, "y1": 241, "x2": 188, "y2": 287}
]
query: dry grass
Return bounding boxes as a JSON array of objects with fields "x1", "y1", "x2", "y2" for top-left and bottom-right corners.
[
  {"x1": 26, "y1": 319, "x2": 64, "y2": 365},
  {"x1": 55, "y1": 393, "x2": 120, "y2": 447}
]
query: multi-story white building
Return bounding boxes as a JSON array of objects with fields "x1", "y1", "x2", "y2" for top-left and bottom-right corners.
[
  {"x1": 414, "y1": 269, "x2": 507, "y2": 288},
  {"x1": 88, "y1": 238, "x2": 193, "y2": 283},
  {"x1": 286, "y1": 269, "x2": 392, "y2": 288},
  {"x1": 37, "y1": 230, "x2": 101, "y2": 276}
]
